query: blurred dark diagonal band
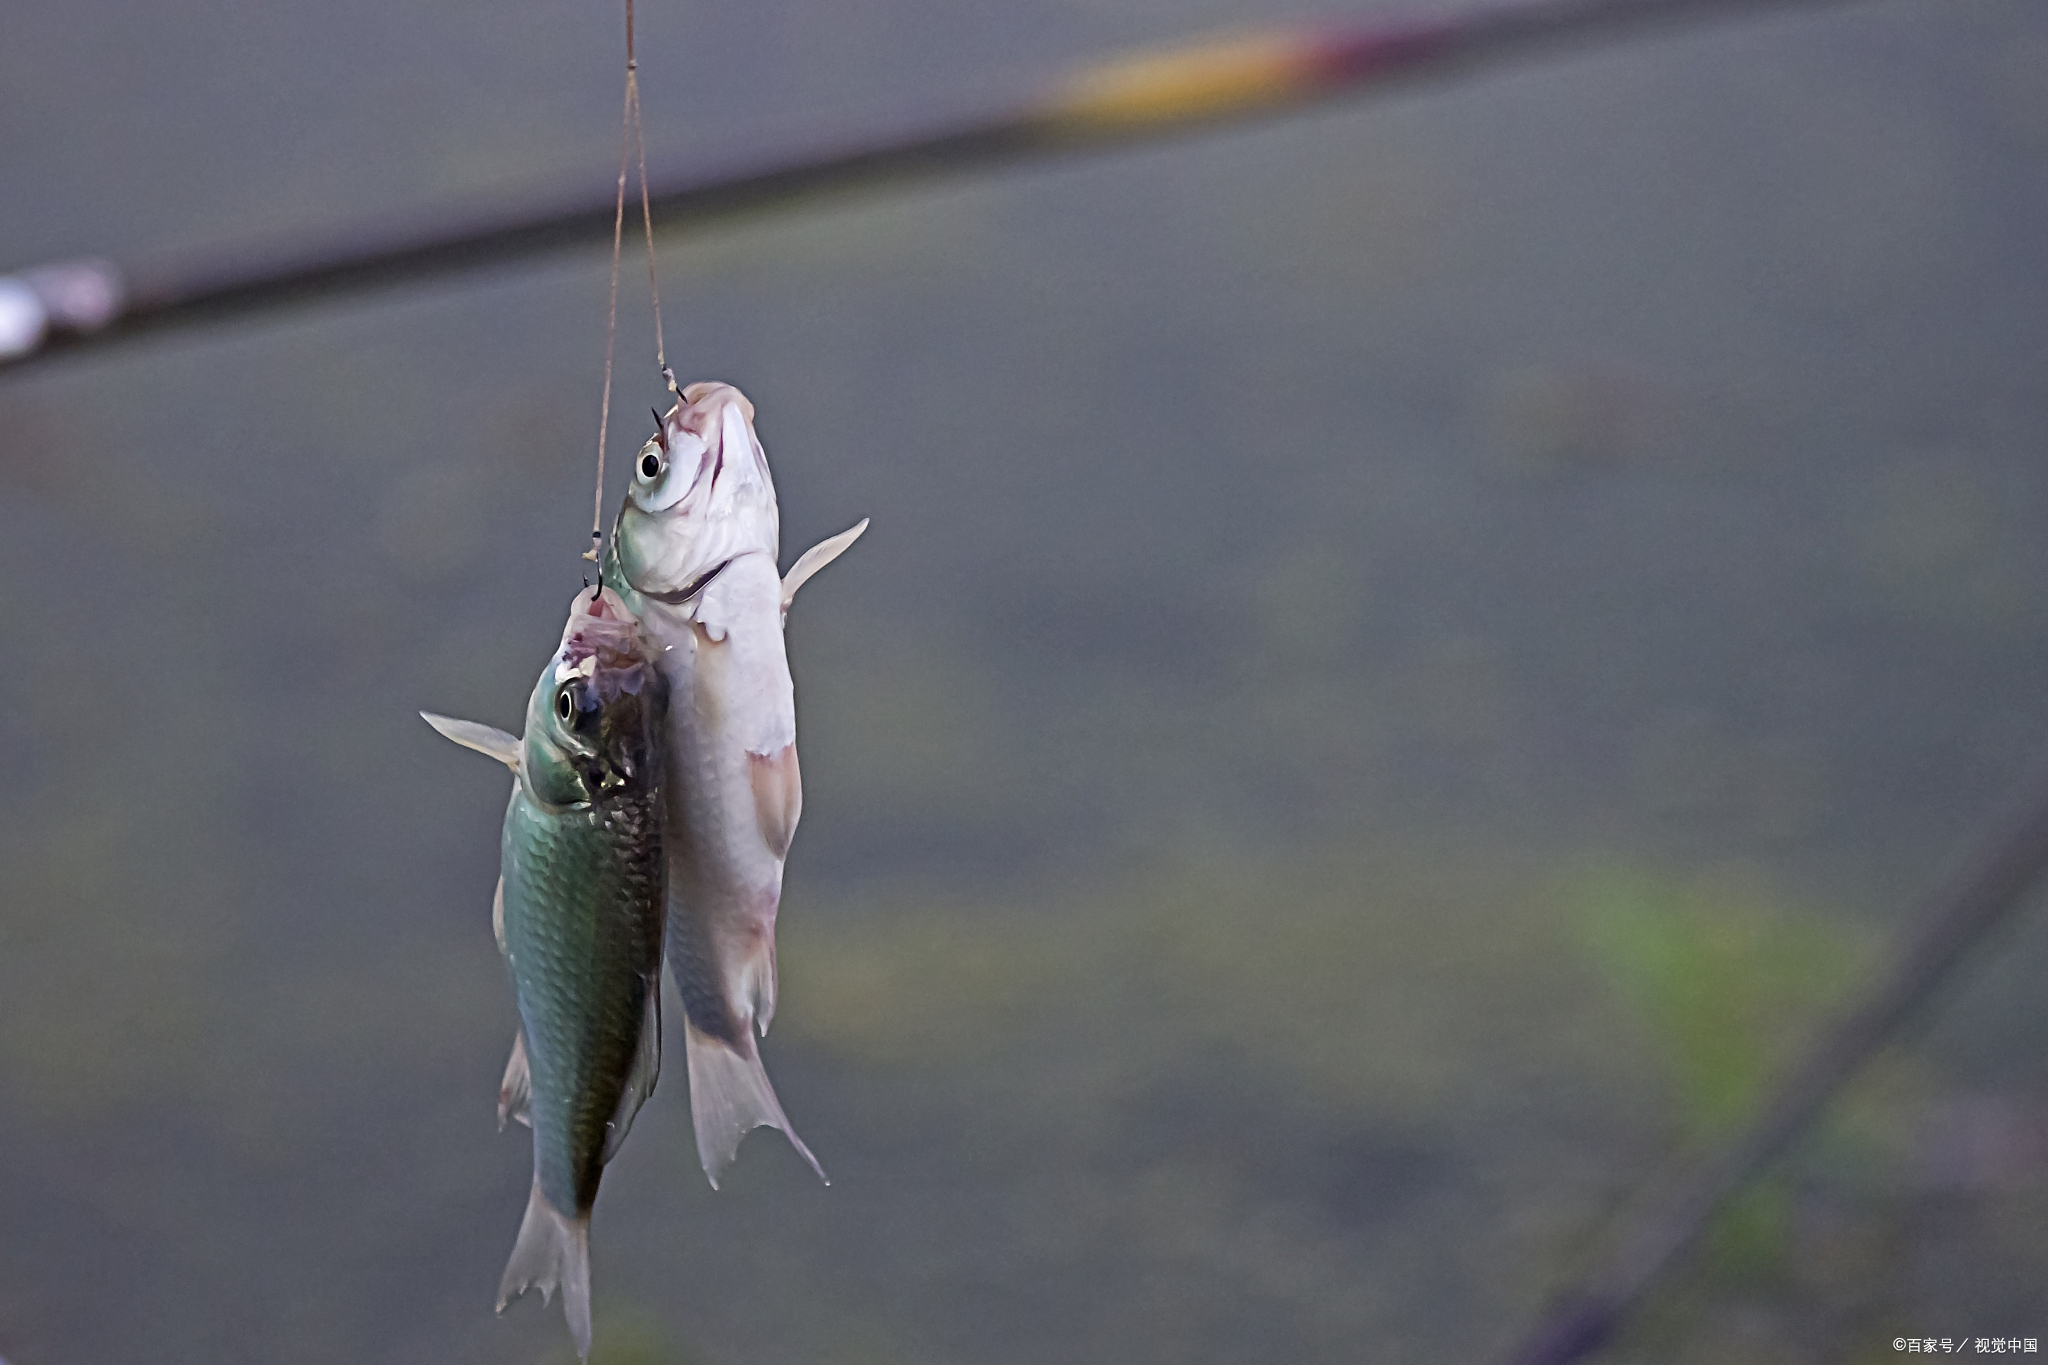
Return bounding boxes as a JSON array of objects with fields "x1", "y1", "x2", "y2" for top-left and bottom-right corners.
[
  {"x1": 1499, "y1": 759, "x2": 2048, "y2": 1365},
  {"x1": 0, "y1": 0, "x2": 1867, "y2": 373}
]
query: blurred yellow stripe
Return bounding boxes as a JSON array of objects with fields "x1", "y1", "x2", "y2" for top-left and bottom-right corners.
[
  {"x1": 11, "y1": 0, "x2": 1871, "y2": 370},
  {"x1": 1044, "y1": 31, "x2": 1319, "y2": 131}
]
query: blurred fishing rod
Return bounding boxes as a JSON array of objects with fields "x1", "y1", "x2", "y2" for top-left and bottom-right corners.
[
  {"x1": 1497, "y1": 761, "x2": 2048, "y2": 1365},
  {"x1": 0, "y1": 0, "x2": 1865, "y2": 373}
]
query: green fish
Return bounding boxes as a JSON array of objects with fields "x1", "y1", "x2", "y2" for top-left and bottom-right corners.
[{"x1": 423, "y1": 585, "x2": 668, "y2": 1359}]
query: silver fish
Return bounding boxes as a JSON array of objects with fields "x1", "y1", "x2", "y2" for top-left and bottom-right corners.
[{"x1": 603, "y1": 380, "x2": 865, "y2": 1185}]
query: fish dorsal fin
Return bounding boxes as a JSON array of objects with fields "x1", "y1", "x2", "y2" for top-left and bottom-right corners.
[
  {"x1": 421, "y1": 712, "x2": 520, "y2": 768},
  {"x1": 780, "y1": 518, "x2": 869, "y2": 613}
]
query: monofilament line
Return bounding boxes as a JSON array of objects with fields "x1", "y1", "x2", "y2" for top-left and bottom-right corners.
[
  {"x1": 587, "y1": 0, "x2": 675, "y2": 563},
  {"x1": 628, "y1": 29, "x2": 674, "y2": 397},
  {"x1": 585, "y1": 8, "x2": 633, "y2": 565}
]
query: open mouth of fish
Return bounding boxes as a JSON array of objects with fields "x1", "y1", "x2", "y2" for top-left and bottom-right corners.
[{"x1": 561, "y1": 590, "x2": 652, "y2": 695}]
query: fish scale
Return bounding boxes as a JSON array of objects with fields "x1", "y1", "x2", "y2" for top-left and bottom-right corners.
[
  {"x1": 502, "y1": 789, "x2": 663, "y2": 1215},
  {"x1": 600, "y1": 381, "x2": 865, "y2": 1187},
  {"x1": 422, "y1": 585, "x2": 670, "y2": 1361}
]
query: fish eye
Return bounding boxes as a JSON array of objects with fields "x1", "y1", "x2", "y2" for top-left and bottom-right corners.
[
  {"x1": 554, "y1": 683, "x2": 580, "y2": 725},
  {"x1": 637, "y1": 445, "x2": 664, "y2": 482}
]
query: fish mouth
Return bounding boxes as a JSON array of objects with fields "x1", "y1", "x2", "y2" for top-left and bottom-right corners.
[
  {"x1": 613, "y1": 381, "x2": 778, "y2": 591},
  {"x1": 631, "y1": 383, "x2": 757, "y2": 515},
  {"x1": 555, "y1": 589, "x2": 663, "y2": 797},
  {"x1": 560, "y1": 588, "x2": 654, "y2": 699},
  {"x1": 557, "y1": 646, "x2": 664, "y2": 799},
  {"x1": 573, "y1": 714, "x2": 655, "y2": 797}
]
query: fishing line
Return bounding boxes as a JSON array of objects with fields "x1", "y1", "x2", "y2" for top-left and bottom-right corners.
[
  {"x1": 587, "y1": 0, "x2": 676, "y2": 564},
  {"x1": 585, "y1": 36, "x2": 631, "y2": 565},
  {"x1": 629, "y1": 37, "x2": 676, "y2": 400}
]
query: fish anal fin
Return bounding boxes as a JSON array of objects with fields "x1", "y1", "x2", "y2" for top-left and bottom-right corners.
[
  {"x1": 496, "y1": 1174, "x2": 593, "y2": 1359},
  {"x1": 751, "y1": 933, "x2": 779, "y2": 1038},
  {"x1": 602, "y1": 977, "x2": 662, "y2": 1164},
  {"x1": 421, "y1": 712, "x2": 521, "y2": 768},
  {"x1": 683, "y1": 1020, "x2": 826, "y2": 1189},
  {"x1": 781, "y1": 518, "x2": 869, "y2": 613},
  {"x1": 749, "y1": 744, "x2": 802, "y2": 862},
  {"x1": 498, "y1": 1028, "x2": 530, "y2": 1131}
]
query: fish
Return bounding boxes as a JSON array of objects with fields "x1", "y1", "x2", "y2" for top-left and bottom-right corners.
[
  {"x1": 603, "y1": 380, "x2": 865, "y2": 1186},
  {"x1": 422, "y1": 585, "x2": 669, "y2": 1359}
]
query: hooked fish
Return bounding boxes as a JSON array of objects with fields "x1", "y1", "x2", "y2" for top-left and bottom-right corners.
[
  {"x1": 422, "y1": 586, "x2": 668, "y2": 1359},
  {"x1": 603, "y1": 380, "x2": 865, "y2": 1186}
]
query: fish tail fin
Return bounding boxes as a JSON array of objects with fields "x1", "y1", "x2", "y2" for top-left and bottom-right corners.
[
  {"x1": 684, "y1": 1020, "x2": 827, "y2": 1189},
  {"x1": 496, "y1": 1174, "x2": 594, "y2": 1359}
]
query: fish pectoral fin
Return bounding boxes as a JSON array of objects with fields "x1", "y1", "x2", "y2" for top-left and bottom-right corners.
[
  {"x1": 498, "y1": 1028, "x2": 531, "y2": 1131},
  {"x1": 780, "y1": 518, "x2": 869, "y2": 613},
  {"x1": 684, "y1": 1020, "x2": 826, "y2": 1189},
  {"x1": 601, "y1": 978, "x2": 662, "y2": 1164},
  {"x1": 749, "y1": 744, "x2": 803, "y2": 862},
  {"x1": 497, "y1": 1174, "x2": 593, "y2": 1360},
  {"x1": 491, "y1": 878, "x2": 507, "y2": 955},
  {"x1": 420, "y1": 712, "x2": 520, "y2": 769}
]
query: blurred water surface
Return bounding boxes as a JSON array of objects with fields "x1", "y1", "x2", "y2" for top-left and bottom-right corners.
[{"x1": 4, "y1": 0, "x2": 2048, "y2": 1361}]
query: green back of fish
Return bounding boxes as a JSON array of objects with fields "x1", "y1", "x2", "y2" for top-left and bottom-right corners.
[{"x1": 501, "y1": 757, "x2": 665, "y2": 1217}]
